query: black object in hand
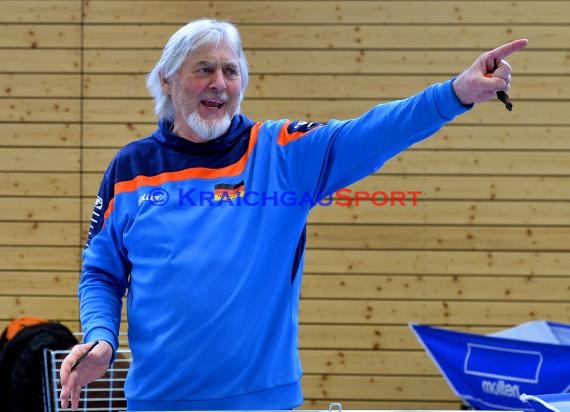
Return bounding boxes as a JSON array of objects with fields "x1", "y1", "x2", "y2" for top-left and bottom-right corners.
[
  {"x1": 496, "y1": 90, "x2": 513, "y2": 111},
  {"x1": 70, "y1": 340, "x2": 100, "y2": 372},
  {"x1": 493, "y1": 59, "x2": 513, "y2": 111}
]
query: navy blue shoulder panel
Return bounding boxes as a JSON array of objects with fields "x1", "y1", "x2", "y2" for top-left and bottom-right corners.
[
  {"x1": 110, "y1": 114, "x2": 255, "y2": 183},
  {"x1": 85, "y1": 114, "x2": 255, "y2": 247}
]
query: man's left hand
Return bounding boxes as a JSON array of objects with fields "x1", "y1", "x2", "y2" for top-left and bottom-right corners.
[{"x1": 453, "y1": 38, "x2": 529, "y2": 106}]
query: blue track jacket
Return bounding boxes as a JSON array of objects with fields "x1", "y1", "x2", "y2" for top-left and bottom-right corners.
[{"x1": 79, "y1": 80, "x2": 470, "y2": 410}]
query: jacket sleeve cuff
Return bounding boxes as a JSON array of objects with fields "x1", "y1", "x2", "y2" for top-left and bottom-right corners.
[
  {"x1": 83, "y1": 327, "x2": 118, "y2": 363},
  {"x1": 433, "y1": 78, "x2": 474, "y2": 120}
]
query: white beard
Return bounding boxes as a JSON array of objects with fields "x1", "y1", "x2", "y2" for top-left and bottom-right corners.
[{"x1": 185, "y1": 110, "x2": 233, "y2": 143}]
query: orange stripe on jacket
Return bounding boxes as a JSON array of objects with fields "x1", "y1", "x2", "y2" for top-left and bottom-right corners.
[
  {"x1": 277, "y1": 121, "x2": 322, "y2": 146},
  {"x1": 103, "y1": 197, "x2": 115, "y2": 221},
  {"x1": 99, "y1": 122, "x2": 261, "y2": 224}
]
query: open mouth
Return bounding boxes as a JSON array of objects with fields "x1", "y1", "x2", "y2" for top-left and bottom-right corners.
[{"x1": 201, "y1": 99, "x2": 225, "y2": 109}]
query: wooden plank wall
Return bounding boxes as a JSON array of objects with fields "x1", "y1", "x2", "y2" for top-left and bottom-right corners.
[{"x1": 1, "y1": 0, "x2": 569, "y2": 409}]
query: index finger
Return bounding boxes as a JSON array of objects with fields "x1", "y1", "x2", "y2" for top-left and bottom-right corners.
[{"x1": 489, "y1": 38, "x2": 529, "y2": 61}]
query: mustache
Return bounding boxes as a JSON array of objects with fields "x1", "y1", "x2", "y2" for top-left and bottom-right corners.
[{"x1": 199, "y1": 92, "x2": 229, "y2": 102}]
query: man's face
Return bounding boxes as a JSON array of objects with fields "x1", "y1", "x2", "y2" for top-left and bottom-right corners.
[{"x1": 161, "y1": 41, "x2": 242, "y2": 143}]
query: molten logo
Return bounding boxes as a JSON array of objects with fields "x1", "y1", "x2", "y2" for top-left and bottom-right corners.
[{"x1": 481, "y1": 379, "x2": 520, "y2": 398}]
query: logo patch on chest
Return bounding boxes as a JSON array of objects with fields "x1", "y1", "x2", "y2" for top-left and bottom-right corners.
[{"x1": 214, "y1": 181, "x2": 245, "y2": 200}]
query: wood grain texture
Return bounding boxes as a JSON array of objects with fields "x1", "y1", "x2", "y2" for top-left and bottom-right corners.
[
  {"x1": 83, "y1": 49, "x2": 555, "y2": 74},
  {"x1": 83, "y1": 24, "x2": 569, "y2": 50},
  {"x1": 0, "y1": 1, "x2": 80, "y2": 23},
  {"x1": 81, "y1": 98, "x2": 570, "y2": 126},
  {"x1": 2, "y1": 2, "x2": 569, "y2": 408},
  {"x1": 83, "y1": 74, "x2": 570, "y2": 100},
  {"x1": 83, "y1": 1, "x2": 570, "y2": 24}
]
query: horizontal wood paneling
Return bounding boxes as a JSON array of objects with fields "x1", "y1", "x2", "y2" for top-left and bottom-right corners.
[
  {"x1": 81, "y1": 174, "x2": 570, "y2": 200},
  {"x1": 346, "y1": 175, "x2": 570, "y2": 201},
  {"x1": 0, "y1": 148, "x2": 80, "y2": 171},
  {"x1": 298, "y1": 324, "x2": 498, "y2": 350},
  {"x1": 84, "y1": 49, "x2": 556, "y2": 74},
  {"x1": 427, "y1": 125, "x2": 570, "y2": 150},
  {"x1": 0, "y1": 321, "x2": 507, "y2": 350},
  {"x1": 0, "y1": 246, "x2": 80, "y2": 271},
  {"x1": 4, "y1": 1, "x2": 569, "y2": 409},
  {"x1": 75, "y1": 222, "x2": 570, "y2": 253},
  {"x1": 1, "y1": 0, "x2": 83, "y2": 346},
  {"x1": 0, "y1": 173, "x2": 79, "y2": 196},
  {"x1": 83, "y1": 1, "x2": 570, "y2": 25},
  {"x1": 0, "y1": 24, "x2": 81, "y2": 48},
  {"x1": 0, "y1": 296, "x2": 78, "y2": 319},
  {"x1": 385, "y1": 150, "x2": 570, "y2": 175},
  {"x1": 245, "y1": 50, "x2": 560, "y2": 74},
  {"x1": 306, "y1": 225, "x2": 570, "y2": 251},
  {"x1": 301, "y1": 274, "x2": 570, "y2": 301},
  {"x1": 0, "y1": 49, "x2": 80, "y2": 72},
  {"x1": 0, "y1": 295, "x2": 570, "y2": 340},
  {"x1": 0, "y1": 198, "x2": 78, "y2": 221},
  {"x1": 82, "y1": 123, "x2": 155, "y2": 146},
  {"x1": 80, "y1": 122, "x2": 570, "y2": 150},
  {"x1": 240, "y1": 100, "x2": 570, "y2": 125},
  {"x1": 300, "y1": 349, "x2": 438, "y2": 375},
  {"x1": 305, "y1": 250, "x2": 570, "y2": 276},
  {"x1": 81, "y1": 99, "x2": 570, "y2": 125},
  {"x1": 0, "y1": 321, "x2": 488, "y2": 351},
  {"x1": 0, "y1": 319, "x2": 80, "y2": 334},
  {"x1": 83, "y1": 73, "x2": 570, "y2": 100},
  {"x1": 80, "y1": 142, "x2": 570, "y2": 173},
  {"x1": 309, "y1": 201, "x2": 570, "y2": 225},
  {"x1": 0, "y1": 74, "x2": 81, "y2": 98},
  {"x1": 0, "y1": 1, "x2": 81, "y2": 23},
  {"x1": 299, "y1": 300, "x2": 570, "y2": 325},
  {"x1": 78, "y1": 199, "x2": 570, "y2": 226},
  {"x1": 0, "y1": 123, "x2": 79, "y2": 146},
  {"x1": 0, "y1": 272, "x2": 78, "y2": 296},
  {"x1": 82, "y1": 147, "x2": 119, "y2": 172},
  {"x1": 0, "y1": 222, "x2": 79, "y2": 246},
  {"x1": 84, "y1": 24, "x2": 570, "y2": 50},
  {"x1": 301, "y1": 374, "x2": 455, "y2": 400},
  {"x1": 0, "y1": 99, "x2": 80, "y2": 122}
]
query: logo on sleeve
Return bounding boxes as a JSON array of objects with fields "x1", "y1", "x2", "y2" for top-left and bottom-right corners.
[
  {"x1": 287, "y1": 120, "x2": 324, "y2": 134},
  {"x1": 94, "y1": 196, "x2": 103, "y2": 210},
  {"x1": 86, "y1": 196, "x2": 105, "y2": 248}
]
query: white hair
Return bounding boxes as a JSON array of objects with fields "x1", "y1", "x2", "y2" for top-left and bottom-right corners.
[{"x1": 146, "y1": 18, "x2": 249, "y2": 121}]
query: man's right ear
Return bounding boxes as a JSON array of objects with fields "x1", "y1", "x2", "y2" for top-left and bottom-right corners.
[{"x1": 159, "y1": 74, "x2": 171, "y2": 94}]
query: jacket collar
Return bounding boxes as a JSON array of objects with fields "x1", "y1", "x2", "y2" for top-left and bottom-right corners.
[{"x1": 152, "y1": 114, "x2": 255, "y2": 154}]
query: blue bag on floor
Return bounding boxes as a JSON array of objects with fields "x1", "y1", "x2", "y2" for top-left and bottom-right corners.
[{"x1": 410, "y1": 321, "x2": 570, "y2": 411}]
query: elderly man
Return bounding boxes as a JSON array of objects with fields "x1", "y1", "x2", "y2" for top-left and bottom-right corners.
[{"x1": 60, "y1": 18, "x2": 528, "y2": 411}]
